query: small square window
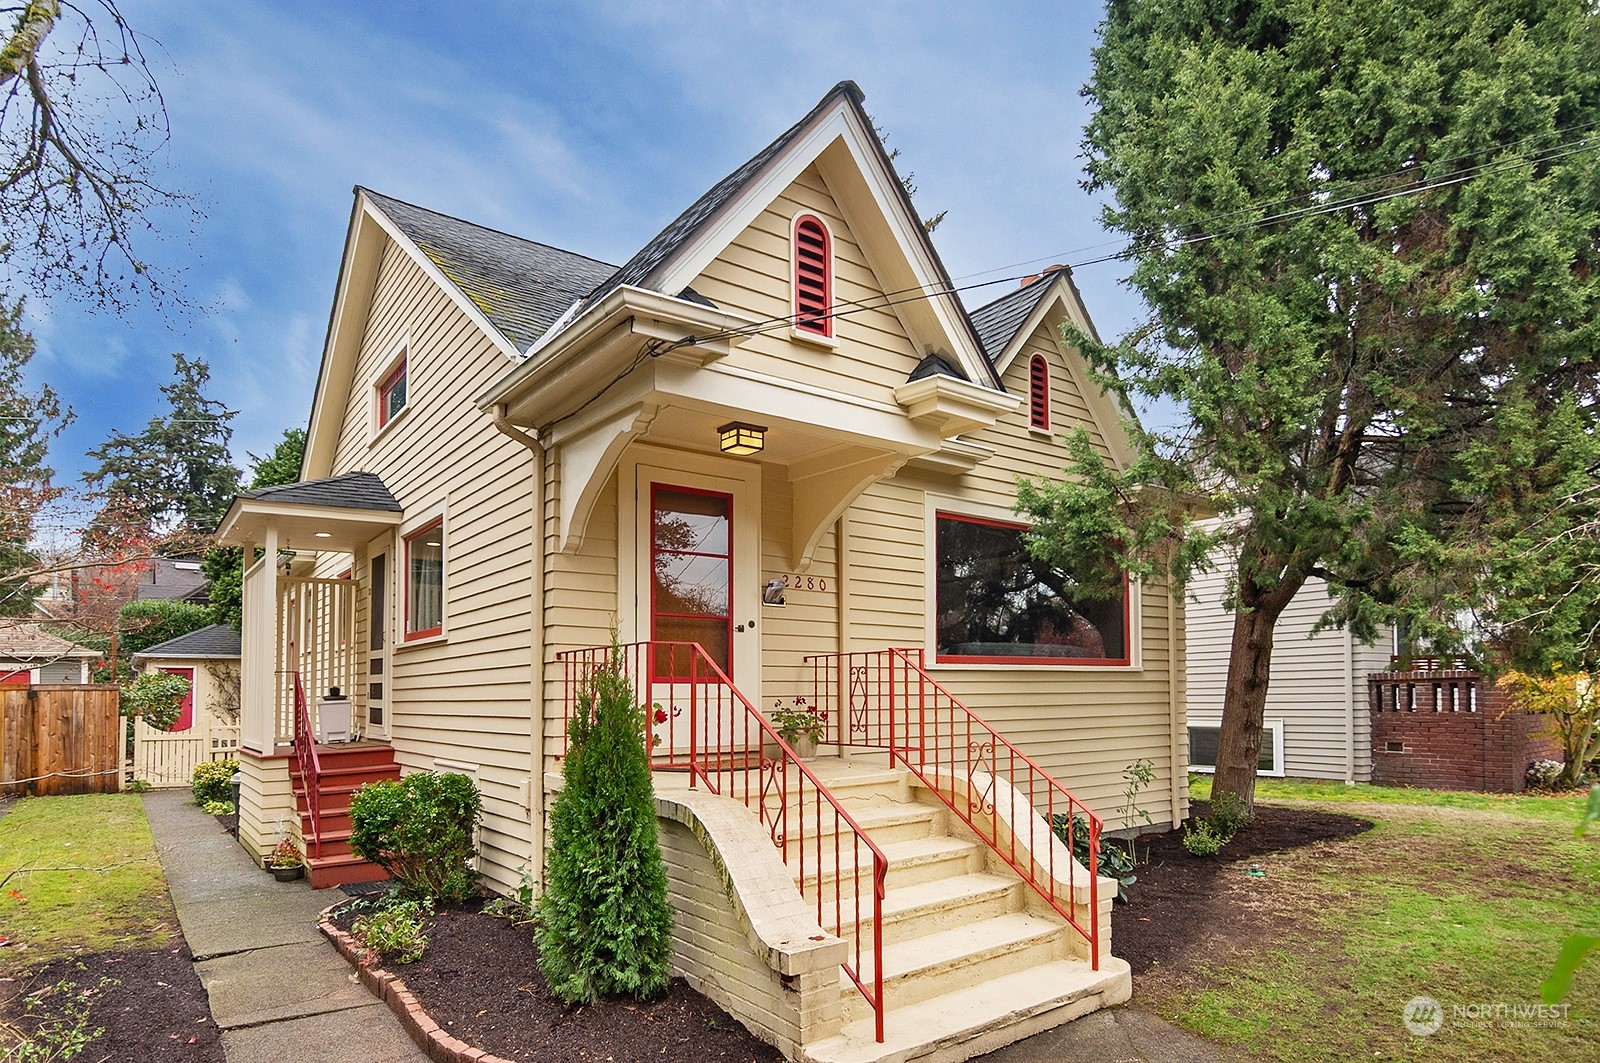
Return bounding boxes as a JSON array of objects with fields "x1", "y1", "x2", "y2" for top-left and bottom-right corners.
[
  {"x1": 404, "y1": 520, "x2": 443, "y2": 640},
  {"x1": 378, "y1": 357, "x2": 408, "y2": 429}
]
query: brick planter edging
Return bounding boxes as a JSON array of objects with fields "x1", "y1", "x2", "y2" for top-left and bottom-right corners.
[{"x1": 318, "y1": 902, "x2": 509, "y2": 1063}]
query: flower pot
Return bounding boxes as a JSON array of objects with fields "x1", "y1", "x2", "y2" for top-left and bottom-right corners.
[
  {"x1": 786, "y1": 734, "x2": 818, "y2": 760},
  {"x1": 268, "y1": 863, "x2": 304, "y2": 882}
]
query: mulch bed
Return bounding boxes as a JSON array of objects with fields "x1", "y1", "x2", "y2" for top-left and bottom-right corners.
[
  {"x1": 330, "y1": 902, "x2": 783, "y2": 1063},
  {"x1": 1111, "y1": 800, "x2": 1374, "y2": 975},
  {"x1": 0, "y1": 941, "x2": 225, "y2": 1062}
]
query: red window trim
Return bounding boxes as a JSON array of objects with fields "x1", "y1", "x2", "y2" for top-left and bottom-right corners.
[
  {"x1": 792, "y1": 214, "x2": 833, "y2": 338},
  {"x1": 1028, "y1": 354, "x2": 1050, "y2": 431},
  {"x1": 403, "y1": 519, "x2": 443, "y2": 641},
  {"x1": 378, "y1": 357, "x2": 408, "y2": 429},
  {"x1": 933, "y1": 510, "x2": 1131, "y2": 667},
  {"x1": 650, "y1": 483, "x2": 734, "y2": 682}
]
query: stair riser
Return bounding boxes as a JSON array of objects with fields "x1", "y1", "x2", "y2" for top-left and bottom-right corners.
[
  {"x1": 289, "y1": 767, "x2": 401, "y2": 789},
  {"x1": 840, "y1": 931, "x2": 1069, "y2": 1024},
  {"x1": 294, "y1": 746, "x2": 399, "y2": 770},
  {"x1": 785, "y1": 809, "x2": 946, "y2": 849},
  {"x1": 823, "y1": 883, "x2": 1024, "y2": 948},
  {"x1": 308, "y1": 860, "x2": 388, "y2": 889},
  {"x1": 797, "y1": 846, "x2": 986, "y2": 900}
]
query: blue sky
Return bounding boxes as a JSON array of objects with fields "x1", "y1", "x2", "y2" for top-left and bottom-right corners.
[{"x1": 26, "y1": 0, "x2": 1149, "y2": 534}]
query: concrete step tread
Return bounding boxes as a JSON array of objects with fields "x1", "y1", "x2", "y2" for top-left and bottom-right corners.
[
  {"x1": 795, "y1": 834, "x2": 981, "y2": 883},
  {"x1": 858, "y1": 911, "x2": 1065, "y2": 983},
  {"x1": 806, "y1": 959, "x2": 1132, "y2": 1063}
]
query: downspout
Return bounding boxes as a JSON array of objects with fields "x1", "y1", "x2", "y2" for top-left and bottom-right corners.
[
  {"x1": 1168, "y1": 585, "x2": 1184, "y2": 827},
  {"x1": 1345, "y1": 626, "x2": 1356, "y2": 784},
  {"x1": 492, "y1": 405, "x2": 547, "y2": 891}
]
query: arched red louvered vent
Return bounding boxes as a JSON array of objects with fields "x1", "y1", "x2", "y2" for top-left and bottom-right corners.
[
  {"x1": 1029, "y1": 354, "x2": 1050, "y2": 430},
  {"x1": 793, "y1": 215, "x2": 832, "y2": 337}
]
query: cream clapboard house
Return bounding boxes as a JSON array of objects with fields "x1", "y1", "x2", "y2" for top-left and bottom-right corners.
[{"x1": 218, "y1": 83, "x2": 1185, "y2": 1062}]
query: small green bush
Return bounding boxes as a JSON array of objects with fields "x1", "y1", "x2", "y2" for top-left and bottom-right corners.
[
  {"x1": 349, "y1": 772, "x2": 481, "y2": 903},
  {"x1": 191, "y1": 759, "x2": 236, "y2": 805},
  {"x1": 537, "y1": 644, "x2": 673, "y2": 1004},
  {"x1": 121, "y1": 672, "x2": 190, "y2": 730},
  {"x1": 201, "y1": 800, "x2": 235, "y2": 816},
  {"x1": 1182, "y1": 819, "x2": 1227, "y2": 856},
  {"x1": 352, "y1": 899, "x2": 431, "y2": 965},
  {"x1": 1206, "y1": 790, "x2": 1253, "y2": 839},
  {"x1": 1052, "y1": 812, "x2": 1137, "y2": 901}
]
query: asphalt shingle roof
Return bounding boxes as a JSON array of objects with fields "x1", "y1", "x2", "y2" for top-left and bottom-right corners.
[
  {"x1": 0, "y1": 622, "x2": 99, "y2": 660},
  {"x1": 133, "y1": 624, "x2": 241, "y2": 661},
  {"x1": 968, "y1": 271, "x2": 1058, "y2": 366},
  {"x1": 238, "y1": 472, "x2": 402, "y2": 512},
  {"x1": 361, "y1": 189, "x2": 617, "y2": 352}
]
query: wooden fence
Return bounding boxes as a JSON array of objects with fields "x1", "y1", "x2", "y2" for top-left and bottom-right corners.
[
  {"x1": 132, "y1": 714, "x2": 240, "y2": 789},
  {"x1": 0, "y1": 685, "x2": 123, "y2": 796}
]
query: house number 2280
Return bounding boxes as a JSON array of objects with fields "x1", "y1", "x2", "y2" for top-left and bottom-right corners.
[{"x1": 783, "y1": 574, "x2": 827, "y2": 592}]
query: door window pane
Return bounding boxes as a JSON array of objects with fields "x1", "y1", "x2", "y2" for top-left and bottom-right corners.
[{"x1": 651, "y1": 486, "x2": 732, "y2": 676}]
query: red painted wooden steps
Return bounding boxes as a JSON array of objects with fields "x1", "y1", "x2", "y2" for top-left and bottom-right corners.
[{"x1": 287, "y1": 740, "x2": 400, "y2": 889}]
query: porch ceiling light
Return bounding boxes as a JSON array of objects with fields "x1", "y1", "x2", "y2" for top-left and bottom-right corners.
[
  {"x1": 718, "y1": 421, "x2": 766, "y2": 456},
  {"x1": 314, "y1": 532, "x2": 332, "y2": 538}
]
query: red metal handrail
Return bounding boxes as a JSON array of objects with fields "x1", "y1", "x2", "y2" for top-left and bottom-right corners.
[
  {"x1": 558, "y1": 642, "x2": 888, "y2": 1043},
  {"x1": 807, "y1": 648, "x2": 1102, "y2": 969},
  {"x1": 290, "y1": 672, "x2": 322, "y2": 861}
]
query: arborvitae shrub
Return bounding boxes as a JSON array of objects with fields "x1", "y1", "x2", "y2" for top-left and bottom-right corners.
[
  {"x1": 349, "y1": 772, "x2": 481, "y2": 903},
  {"x1": 537, "y1": 646, "x2": 673, "y2": 1003}
]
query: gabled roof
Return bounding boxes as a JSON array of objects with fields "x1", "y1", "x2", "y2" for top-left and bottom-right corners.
[
  {"x1": 0, "y1": 622, "x2": 99, "y2": 660},
  {"x1": 360, "y1": 189, "x2": 617, "y2": 352},
  {"x1": 238, "y1": 472, "x2": 401, "y2": 512},
  {"x1": 969, "y1": 271, "x2": 1061, "y2": 365},
  {"x1": 132, "y1": 624, "x2": 241, "y2": 662}
]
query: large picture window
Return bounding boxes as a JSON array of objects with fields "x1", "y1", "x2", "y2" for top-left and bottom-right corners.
[
  {"x1": 935, "y1": 512, "x2": 1128, "y2": 665},
  {"x1": 404, "y1": 520, "x2": 443, "y2": 640}
]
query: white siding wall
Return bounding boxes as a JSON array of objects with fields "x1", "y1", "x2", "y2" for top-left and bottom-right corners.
[{"x1": 1185, "y1": 560, "x2": 1388, "y2": 782}]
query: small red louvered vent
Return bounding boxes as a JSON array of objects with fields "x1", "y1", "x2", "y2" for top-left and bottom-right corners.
[
  {"x1": 1029, "y1": 354, "x2": 1049, "y2": 430},
  {"x1": 794, "y1": 216, "x2": 832, "y2": 337}
]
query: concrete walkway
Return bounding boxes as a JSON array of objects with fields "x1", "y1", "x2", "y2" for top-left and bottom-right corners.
[
  {"x1": 143, "y1": 791, "x2": 426, "y2": 1063},
  {"x1": 974, "y1": 1006, "x2": 1246, "y2": 1063}
]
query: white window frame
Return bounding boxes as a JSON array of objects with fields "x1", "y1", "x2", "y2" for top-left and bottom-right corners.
[
  {"x1": 1187, "y1": 716, "x2": 1286, "y2": 778},
  {"x1": 399, "y1": 512, "x2": 446, "y2": 646},
  {"x1": 371, "y1": 336, "x2": 410, "y2": 441}
]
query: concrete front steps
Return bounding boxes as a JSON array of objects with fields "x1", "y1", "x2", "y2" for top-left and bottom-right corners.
[
  {"x1": 791, "y1": 758, "x2": 1131, "y2": 1063},
  {"x1": 286, "y1": 741, "x2": 400, "y2": 888}
]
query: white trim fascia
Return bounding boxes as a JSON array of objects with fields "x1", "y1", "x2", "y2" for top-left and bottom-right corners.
[
  {"x1": 893, "y1": 373, "x2": 1021, "y2": 437},
  {"x1": 215, "y1": 499, "x2": 404, "y2": 545},
  {"x1": 304, "y1": 204, "x2": 384, "y2": 481},
  {"x1": 360, "y1": 192, "x2": 524, "y2": 364},
  {"x1": 525, "y1": 298, "x2": 585, "y2": 357},
  {"x1": 477, "y1": 285, "x2": 761, "y2": 418}
]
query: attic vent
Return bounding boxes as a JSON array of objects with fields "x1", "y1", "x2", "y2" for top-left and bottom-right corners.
[
  {"x1": 1028, "y1": 354, "x2": 1050, "y2": 431},
  {"x1": 793, "y1": 215, "x2": 833, "y2": 337}
]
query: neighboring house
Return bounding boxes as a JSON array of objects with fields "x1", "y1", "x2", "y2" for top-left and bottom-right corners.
[
  {"x1": 217, "y1": 83, "x2": 1183, "y2": 1060},
  {"x1": 131, "y1": 624, "x2": 242, "y2": 733},
  {"x1": 1184, "y1": 526, "x2": 1396, "y2": 783},
  {"x1": 0, "y1": 622, "x2": 99, "y2": 684},
  {"x1": 35, "y1": 556, "x2": 209, "y2": 626}
]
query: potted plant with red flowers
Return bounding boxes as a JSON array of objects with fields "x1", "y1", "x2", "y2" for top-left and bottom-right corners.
[{"x1": 265, "y1": 838, "x2": 304, "y2": 881}]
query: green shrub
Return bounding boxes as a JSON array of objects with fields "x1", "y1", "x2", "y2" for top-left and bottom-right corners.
[
  {"x1": 351, "y1": 899, "x2": 431, "y2": 965},
  {"x1": 537, "y1": 644, "x2": 673, "y2": 1004},
  {"x1": 348, "y1": 772, "x2": 481, "y2": 903},
  {"x1": 1206, "y1": 790, "x2": 1253, "y2": 840},
  {"x1": 1052, "y1": 812, "x2": 1137, "y2": 901},
  {"x1": 191, "y1": 759, "x2": 236, "y2": 805},
  {"x1": 1182, "y1": 819, "x2": 1227, "y2": 857},
  {"x1": 121, "y1": 672, "x2": 190, "y2": 730},
  {"x1": 201, "y1": 800, "x2": 234, "y2": 816}
]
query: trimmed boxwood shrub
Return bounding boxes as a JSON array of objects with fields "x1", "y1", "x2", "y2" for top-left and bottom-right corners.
[
  {"x1": 191, "y1": 759, "x2": 237, "y2": 805},
  {"x1": 349, "y1": 772, "x2": 481, "y2": 903},
  {"x1": 537, "y1": 645, "x2": 673, "y2": 1004}
]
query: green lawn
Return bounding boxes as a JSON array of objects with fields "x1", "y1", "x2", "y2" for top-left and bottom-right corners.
[
  {"x1": 0, "y1": 794, "x2": 176, "y2": 969},
  {"x1": 1147, "y1": 778, "x2": 1599, "y2": 1063}
]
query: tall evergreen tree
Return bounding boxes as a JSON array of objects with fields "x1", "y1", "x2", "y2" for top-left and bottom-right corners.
[
  {"x1": 82, "y1": 353, "x2": 240, "y2": 546},
  {"x1": 1021, "y1": 0, "x2": 1600, "y2": 810},
  {"x1": 0, "y1": 297, "x2": 70, "y2": 616},
  {"x1": 203, "y1": 427, "x2": 305, "y2": 628}
]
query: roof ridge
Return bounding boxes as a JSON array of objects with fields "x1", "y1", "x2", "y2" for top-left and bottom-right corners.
[{"x1": 357, "y1": 186, "x2": 617, "y2": 270}]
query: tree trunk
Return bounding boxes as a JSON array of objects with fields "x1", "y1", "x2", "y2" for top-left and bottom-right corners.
[{"x1": 1213, "y1": 575, "x2": 1302, "y2": 812}]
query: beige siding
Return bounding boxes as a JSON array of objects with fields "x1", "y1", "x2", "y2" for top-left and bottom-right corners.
[
  {"x1": 322, "y1": 239, "x2": 538, "y2": 890},
  {"x1": 1186, "y1": 559, "x2": 1387, "y2": 782},
  {"x1": 690, "y1": 165, "x2": 925, "y2": 401}
]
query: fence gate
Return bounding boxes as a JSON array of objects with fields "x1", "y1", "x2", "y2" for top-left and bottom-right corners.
[
  {"x1": 0, "y1": 685, "x2": 122, "y2": 796},
  {"x1": 132, "y1": 713, "x2": 241, "y2": 790}
]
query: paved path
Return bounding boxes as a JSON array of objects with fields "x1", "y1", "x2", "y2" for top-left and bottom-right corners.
[
  {"x1": 143, "y1": 791, "x2": 426, "y2": 1063},
  {"x1": 974, "y1": 1006, "x2": 1246, "y2": 1063}
]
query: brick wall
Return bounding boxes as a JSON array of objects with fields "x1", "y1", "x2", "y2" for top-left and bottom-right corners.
[{"x1": 1369, "y1": 676, "x2": 1563, "y2": 792}]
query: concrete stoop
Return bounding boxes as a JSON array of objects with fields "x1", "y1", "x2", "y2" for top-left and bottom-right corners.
[{"x1": 787, "y1": 757, "x2": 1130, "y2": 1063}]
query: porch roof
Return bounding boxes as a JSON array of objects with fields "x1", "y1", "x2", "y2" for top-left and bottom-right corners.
[
  {"x1": 131, "y1": 624, "x2": 241, "y2": 665},
  {"x1": 214, "y1": 472, "x2": 404, "y2": 552}
]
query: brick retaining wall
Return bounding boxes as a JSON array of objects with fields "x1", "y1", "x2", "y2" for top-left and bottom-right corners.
[{"x1": 1369, "y1": 673, "x2": 1563, "y2": 792}]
